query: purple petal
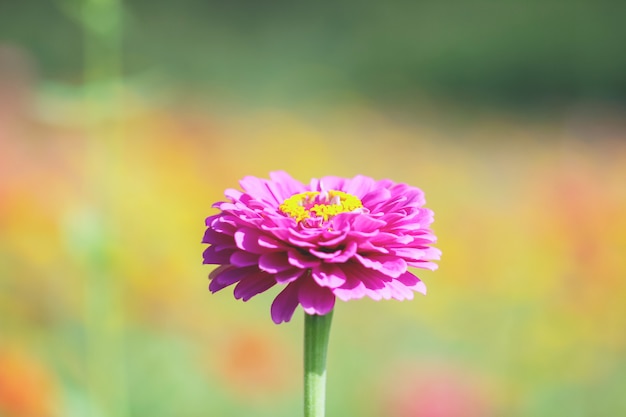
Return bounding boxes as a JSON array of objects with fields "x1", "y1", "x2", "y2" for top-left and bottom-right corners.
[
  {"x1": 234, "y1": 272, "x2": 276, "y2": 301},
  {"x1": 298, "y1": 278, "x2": 336, "y2": 315},
  {"x1": 210, "y1": 216, "x2": 237, "y2": 234},
  {"x1": 275, "y1": 268, "x2": 305, "y2": 284},
  {"x1": 208, "y1": 265, "x2": 230, "y2": 281},
  {"x1": 209, "y1": 265, "x2": 258, "y2": 292},
  {"x1": 230, "y1": 251, "x2": 259, "y2": 267},
  {"x1": 258, "y1": 252, "x2": 292, "y2": 273},
  {"x1": 202, "y1": 228, "x2": 232, "y2": 245},
  {"x1": 203, "y1": 246, "x2": 235, "y2": 265},
  {"x1": 271, "y1": 281, "x2": 302, "y2": 324}
]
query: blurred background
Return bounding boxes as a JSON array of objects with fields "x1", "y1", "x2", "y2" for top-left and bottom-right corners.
[{"x1": 1, "y1": 0, "x2": 626, "y2": 416}]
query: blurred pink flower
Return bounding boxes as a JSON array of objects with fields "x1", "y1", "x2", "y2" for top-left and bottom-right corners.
[
  {"x1": 202, "y1": 171, "x2": 440, "y2": 323},
  {"x1": 382, "y1": 363, "x2": 495, "y2": 417}
]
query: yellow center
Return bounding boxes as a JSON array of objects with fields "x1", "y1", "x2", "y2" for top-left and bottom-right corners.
[{"x1": 279, "y1": 190, "x2": 363, "y2": 224}]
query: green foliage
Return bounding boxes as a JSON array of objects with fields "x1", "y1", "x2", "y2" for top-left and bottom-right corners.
[{"x1": 1, "y1": 0, "x2": 625, "y2": 106}]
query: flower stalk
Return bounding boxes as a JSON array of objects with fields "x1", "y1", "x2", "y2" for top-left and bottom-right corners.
[{"x1": 304, "y1": 310, "x2": 334, "y2": 417}]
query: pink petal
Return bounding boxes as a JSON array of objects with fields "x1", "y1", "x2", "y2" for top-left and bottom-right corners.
[
  {"x1": 234, "y1": 228, "x2": 273, "y2": 254},
  {"x1": 325, "y1": 241, "x2": 358, "y2": 263},
  {"x1": 351, "y1": 215, "x2": 387, "y2": 232},
  {"x1": 361, "y1": 187, "x2": 391, "y2": 209},
  {"x1": 312, "y1": 263, "x2": 347, "y2": 288},
  {"x1": 269, "y1": 171, "x2": 306, "y2": 199},
  {"x1": 406, "y1": 260, "x2": 439, "y2": 271},
  {"x1": 390, "y1": 247, "x2": 432, "y2": 261},
  {"x1": 314, "y1": 176, "x2": 347, "y2": 192},
  {"x1": 355, "y1": 253, "x2": 407, "y2": 278},
  {"x1": 385, "y1": 279, "x2": 416, "y2": 300},
  {"x1": 397, "y1": 271, "x2": 427, "y2": 295},
  {"x1": 332, "y1": 275, "x2": 368, "y2": 301},
  {"x1": 345, "y1": 175, "x2": 375, "y2": 197},
  {"x1": 239, "y1": 176, "x2": 281, "y2": 205},
  {"x1": 224, "y1": 188, "x2": 243, "y2": 201},
  {"x1": 287, "y1": 249, "x2": 321, "y2": 268}
]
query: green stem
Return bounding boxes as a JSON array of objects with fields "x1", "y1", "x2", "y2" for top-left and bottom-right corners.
[{"x1": 304, "y1": 310, "x2": 334, "y2": 417}]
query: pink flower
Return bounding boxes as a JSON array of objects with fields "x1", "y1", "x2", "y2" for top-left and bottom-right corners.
[{"x1": 202, "y1": 171, "x2": 440, "y2": 324}]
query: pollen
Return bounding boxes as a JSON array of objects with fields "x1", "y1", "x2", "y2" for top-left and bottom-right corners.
[{"x1": 279, "y1": 190, "x2": 363, "y2": 224}]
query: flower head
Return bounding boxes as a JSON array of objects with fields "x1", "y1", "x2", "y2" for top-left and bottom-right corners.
[{"x1": 202, "y1": 171, "x2": 440, "y2": 324}]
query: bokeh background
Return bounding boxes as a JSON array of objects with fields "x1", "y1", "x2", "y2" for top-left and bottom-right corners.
[{"x1": 2, "y1": 1, "x2": 626, "y2": 416}]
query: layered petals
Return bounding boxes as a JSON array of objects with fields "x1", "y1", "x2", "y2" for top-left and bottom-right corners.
[{"x1": 203, "y1": 171, "x2": 439, "y2": 323}]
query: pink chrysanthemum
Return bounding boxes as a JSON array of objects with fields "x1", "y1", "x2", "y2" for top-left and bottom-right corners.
[{"x1": 202, "y1": 171, "x2": 440, "y2": 324}]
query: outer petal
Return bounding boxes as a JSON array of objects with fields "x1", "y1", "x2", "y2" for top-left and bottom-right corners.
[
  {"x1": 397, "y1": 271, "x2": 427, "y2": 295},
  {"x1": 230, "y1": 251, "x2": 259, "y2": 267},
  {"x1": 344, "y1": 175, "x2": 375, "y2": 197},
  {"x1": 233, "y1": 272, "x2": 277, "y2": 301},
  {"x1": 298, "y1": 278, "x2": 336, "y2": 315},
  {"x1": 271, "y1": 281, "x2": 302, "y2": 324},
  {"x1": 239, "y1": 175, "x2": 281, "y2": 205},
  {"x1": 203, "y1": 246, "x2": 235, "y2": 265},
  {"x1": 354, "y1": 253, "x2": 407, "y2": 278},
  {"x1": 209, "y1": 265, "x2": 258, "y2": 292},
  {"x1": 332, "y1": 275, "x2": 368, "y2": 301},
  {"x1": 202, "y1": 227, "x2": 233, "y2": 245}
]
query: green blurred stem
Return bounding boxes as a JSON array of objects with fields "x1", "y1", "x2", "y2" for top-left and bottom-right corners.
[
  {"x1": 304, "y1": 310, "x2": 334, "y2": 417},
  {"x1": 79, "y1": 0, "x2": 128, "y2": 415}
]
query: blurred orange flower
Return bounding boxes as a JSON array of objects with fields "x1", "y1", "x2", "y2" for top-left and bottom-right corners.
[{"x1": 0, "y1": 347, "x2": 57, "y2": 417}]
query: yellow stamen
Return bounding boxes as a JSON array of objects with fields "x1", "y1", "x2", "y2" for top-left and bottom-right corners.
[{"x1": 279, "y1": 190, "x2": 363, "y2": 223}]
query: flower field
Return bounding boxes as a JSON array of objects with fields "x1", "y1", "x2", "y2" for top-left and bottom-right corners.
[{"x1": 2, "y1": 83, "x2": 626, "y2": 416}]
